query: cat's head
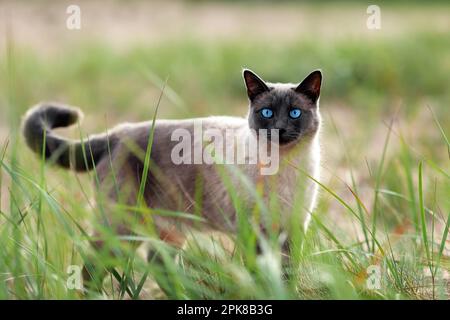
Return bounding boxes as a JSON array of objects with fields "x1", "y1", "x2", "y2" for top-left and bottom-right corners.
[{"x1": 243, "y1": 69, "x2": 322, "y2": 146}]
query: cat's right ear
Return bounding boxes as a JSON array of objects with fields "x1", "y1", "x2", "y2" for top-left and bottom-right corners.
[
  {"x1": 295, "y1": 70, "x2": 322, "y2": 103},
  {"x1": 243, "y1": 69, "x2": 269, "y2": 101}
]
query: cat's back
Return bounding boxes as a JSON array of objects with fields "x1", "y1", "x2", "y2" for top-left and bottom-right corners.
[
  {"x1": 106, "y1": 115, "x2": 248, "y2": 169},
  {"x1": 155, "y1": 116, "x2": 248, "y2": 132},
  {"x1": 111, "y1": 116, "x2": 247, "y2": 144}
]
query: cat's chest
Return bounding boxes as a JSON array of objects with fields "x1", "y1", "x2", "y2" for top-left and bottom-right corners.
[{"x1": 256, "y1": 140, "x2": 319, "y2": 210}]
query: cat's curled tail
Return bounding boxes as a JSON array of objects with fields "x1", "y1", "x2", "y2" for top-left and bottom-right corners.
[{"x1": 22, "y1": 103, "x2": 113, "y2": 171}]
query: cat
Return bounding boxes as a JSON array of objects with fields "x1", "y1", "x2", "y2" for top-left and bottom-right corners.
[{"x1": 22, "y1": 69, "x2": 322, "y2": 290}]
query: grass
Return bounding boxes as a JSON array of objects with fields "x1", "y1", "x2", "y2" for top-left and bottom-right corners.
[{"x1": 0, "y1": 18, "x2": 449, "y2": 299}]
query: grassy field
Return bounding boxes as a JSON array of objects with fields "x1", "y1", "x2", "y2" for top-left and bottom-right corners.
[{"x1": 0, "y1": 1, "x2": 449, "y2": 299}]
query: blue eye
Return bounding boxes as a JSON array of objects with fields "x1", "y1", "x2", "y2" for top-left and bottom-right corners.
[
  {"x1": 260, "y1": 108, "x2": 273, "y2": 118},
  {"x1": 289, "y1": 108, "x2": 302, "y2": 119}
]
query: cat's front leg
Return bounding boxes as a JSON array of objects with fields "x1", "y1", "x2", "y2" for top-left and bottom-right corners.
[{"x1": 255, "y1": 224, "x2": 292, "y2": 280}]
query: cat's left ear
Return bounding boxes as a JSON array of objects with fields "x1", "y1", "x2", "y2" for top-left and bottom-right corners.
[{"x1": 295, "y1": 70, "x2": 322, "y2": 103}]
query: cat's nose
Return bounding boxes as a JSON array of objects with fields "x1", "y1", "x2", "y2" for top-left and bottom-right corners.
[{"x1": 275, "y1": 128, "x2": 286, "y2": 136}]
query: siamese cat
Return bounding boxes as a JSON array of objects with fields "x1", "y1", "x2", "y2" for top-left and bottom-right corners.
[{"x1": 22, "y1": 69, "x2": 322, "y2": 290}]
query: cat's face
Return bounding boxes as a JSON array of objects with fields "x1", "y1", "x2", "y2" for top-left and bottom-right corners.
[{"x1": 243, "y1": 69, "x2": 322, "y2": 146}]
